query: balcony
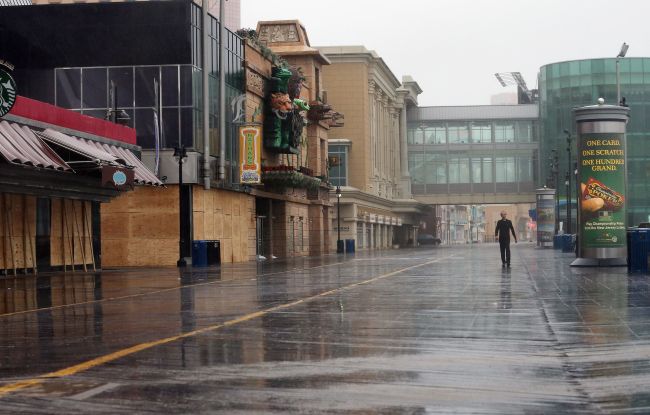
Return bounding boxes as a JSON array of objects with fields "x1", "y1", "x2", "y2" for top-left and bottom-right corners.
[{"x1": 261, "y1": 165, "x2": 325, "y2": 191}]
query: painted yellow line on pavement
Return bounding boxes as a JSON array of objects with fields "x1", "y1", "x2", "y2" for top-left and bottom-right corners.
[{"x1": 0, "y1": 255, "x2": 452, "y2": 398}]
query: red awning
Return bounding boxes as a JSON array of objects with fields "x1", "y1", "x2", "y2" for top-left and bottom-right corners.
[{"x1": 0, "y1": 120, "x2": 71, "y2": 171}]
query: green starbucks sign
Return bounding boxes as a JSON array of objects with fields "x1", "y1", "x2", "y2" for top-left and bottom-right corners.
[
  {"x1": 0, "y1": 68, "x2": 17, "y2": 117},
  {"x1": 579, "y1": 133, "x2": 626, "y2": 248}
]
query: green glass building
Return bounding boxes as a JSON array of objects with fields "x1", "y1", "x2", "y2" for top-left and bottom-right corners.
[{"x1": 539, "y1": 58, "x2": 650, "y2": 226}]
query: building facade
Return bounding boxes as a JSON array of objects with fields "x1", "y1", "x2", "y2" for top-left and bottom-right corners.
[
  {"x1": 241, "y1": 20, "x2": 338, "y2": 259},
  {"x1": 1, "y1": 95, "x2": 160, "y2": 275},
  {"x1": 538, "y1": 57, "x2": 650, "y2": 227},
  {"x1": 319, "y1": 46, "x2": 424, "y2": 250},
  {"x1": 0, "y1": 3, "x2": 298, "y2": 266}
]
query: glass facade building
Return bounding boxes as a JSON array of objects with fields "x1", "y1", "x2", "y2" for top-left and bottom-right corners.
[
  {"x1": 407, "y1": 105, "x2": 539, "y2": 199},
  {"x1": 0, "y1": 0, "x2": 245, "y2": 181},
  {"x1": 538, "y1": 58, "x2": 650, "y2": 225}
]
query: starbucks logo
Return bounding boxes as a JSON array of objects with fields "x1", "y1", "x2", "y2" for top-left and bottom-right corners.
[{"x1": 0, "y1": 68, "x2": 17, "y2": 118}]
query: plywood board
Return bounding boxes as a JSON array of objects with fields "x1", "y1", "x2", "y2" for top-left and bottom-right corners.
[
  {"x1": 0, "y1": 193, "x2": 36, "y2": 273},
  {"x1": 50, "y1": 198, "x2": 94, "y2": 268}
]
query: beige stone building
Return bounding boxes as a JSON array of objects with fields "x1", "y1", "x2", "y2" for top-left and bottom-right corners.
[{"x1": 319, "y1": 46, "x2": 425, "y2": 250}]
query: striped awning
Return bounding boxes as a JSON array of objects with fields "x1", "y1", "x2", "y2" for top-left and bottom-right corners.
[
  {"x1": 86, "y1": 140, "x2": 162, "y2": 186},
  {"x1": 0, "y1": 120, "x2": 161, "y2": 186},
  {"x1": 37, "y1": 128, "x2": 162, "y2": 186},
  {"x1": 0, "y1": 120, "x2": 70, "y2": 171}
]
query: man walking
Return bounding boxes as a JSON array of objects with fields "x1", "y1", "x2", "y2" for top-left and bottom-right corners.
[{"x1": 495, "y1": 211, "x2": 517, "y2": 267}]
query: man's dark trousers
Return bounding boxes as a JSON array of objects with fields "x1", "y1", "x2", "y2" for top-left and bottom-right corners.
[
  {"x1": 495, "y1": 218, "x2": 516, "y2": 265},
  {"x1": 499, "y1": 240, "x2": 511, "y2": 265}
]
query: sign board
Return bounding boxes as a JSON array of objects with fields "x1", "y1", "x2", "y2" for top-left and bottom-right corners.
[
  {"x1": 578, "y1": 133, "x2": 626, "y2": 249},
  {"x1": 0, "y1": 65, "x2": 17, "y2": 118},
  {"x1": 239, "y1": 124, "x2": 262, "y2": 184},
  {"x1": 102, "y1": 166, "x2": 135, "y2": 189}
]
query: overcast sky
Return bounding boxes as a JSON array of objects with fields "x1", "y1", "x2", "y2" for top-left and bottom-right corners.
[{"x1": 241, "y1": 0, "x2": 650, "y2": 106}]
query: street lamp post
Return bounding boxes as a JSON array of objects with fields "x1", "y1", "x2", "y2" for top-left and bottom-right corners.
[
  {"x1": 550, "y1": 149, "x2": 559, "y2": 233},
  {"x1": 174, "y1": 145, "x2": 188, "y2": 267},
  {"x1": 564, "y1": 129, "x2": 573, "y2": 233},
  {"x1": 616, "y1": 42, "x2": 629, "y2": 105},
  {"x1": 565, "y1": 172, "x2": 571, "y2": 234},
  {"x1": 336, "y1": 186, "x2": 343, "y2": 253}
]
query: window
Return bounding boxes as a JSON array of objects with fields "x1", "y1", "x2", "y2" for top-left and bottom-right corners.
[
  {"x1": 413, "y1": 128, "x2": 425, "y2": 144},
  {"x1": 447, "y1": 123, "x2": 469, "y2": 143},
  {"x1": 82, "y1": 68, "x2": 108, "y2": 109},
  {"x1": 135, "y1": 66, "x2": 158, "y2": 108},
  {"x1": 109, "y1": 67, "x2": 134, "y2": 108},
  {"x1": 423, "y1": 124, "x2": 446, "y2": 144},
  {"x1": 448, "y1": 158, "x2": 470, "y2": 183},
  {"x1": 55, "y1": 68, "x2": 81, "y2": 109},
  {"x1": 494, "y1": 122, "x2": 515, "y2": 142},
  {"x1": 425, "y1": 154, "x2": 447, "y2": 184},
  {"x1": 482, "y1": 157, "x2": 493, "y2": 183},
  {"x1": 471, "y1": 157, "x2": 492, "y2": 183},
  {"x1": 328, "y1": 145, "x2": 348, "y2": 186},
  {"x1": 495, "y1": 157, "x2": 516, "y2": 182},
  {"x1": 471, "y1": 123, "x2": 492, "y2": 143},
  {"x1": 517, "y1": 156, "x2": 533, "y2": 181},
  {"x1": 407, "y1": 128, "x2": 415, "y2": 144},
  {"x1": 516, "y1": 121, "x2": 533, "y2": 142},
  {"x1": 408, "y1": 153, "x2": 426, "y2": 184}
]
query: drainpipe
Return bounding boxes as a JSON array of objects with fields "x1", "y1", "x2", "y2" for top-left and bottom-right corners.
[
  {"x1": 218, "y1": 0, "x2": 226, "y2": 181},
  {"x1": 202, "y1": 0, "x2": 211, "y2": 189}
]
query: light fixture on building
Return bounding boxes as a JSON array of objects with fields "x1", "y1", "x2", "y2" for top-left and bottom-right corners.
[
  {"x1": 563, "y1": 129, "x2": 573, "y2": 234},
  {"x1": 336, "y1": 185, "x2": 343, "y2": 253}
]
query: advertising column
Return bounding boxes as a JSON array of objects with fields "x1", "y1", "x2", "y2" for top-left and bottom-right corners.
[
  {"x1": 571, "y1": 103, "x2": 629, "y2": 267},
  {"x1": 536, "y1": 187, "x2": 556, "y2": 248}
]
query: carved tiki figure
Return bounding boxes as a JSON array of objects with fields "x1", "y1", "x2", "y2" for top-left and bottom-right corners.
[{"x1": 264, "y1": 66, "x2": 309, "y2": 154}]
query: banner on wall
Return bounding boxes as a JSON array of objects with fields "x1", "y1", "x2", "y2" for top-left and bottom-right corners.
[
  {"x1": 578, "y1": 133, "x2": 626, "y2": 249},
  {"x1": 239, "y1": 124, "x2": 262, "y2": 184}
]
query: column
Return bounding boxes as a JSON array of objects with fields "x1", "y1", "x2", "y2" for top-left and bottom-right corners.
[
  {"x1": 391, "y1": 107, "x2": 399, "y2": 197},
  {"x1": 362, "y1": 222, "x2": 367, "y2": 249},
  {"x1": 368, "y1": 80, "x2": 377, "y2": 179},
  {"x1": 399, "y1": 101, "x2": 411, "y2": 199}
]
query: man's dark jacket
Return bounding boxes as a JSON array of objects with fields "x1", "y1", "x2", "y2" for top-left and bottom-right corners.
[{"x1": 495, "y1": 219, "x2": 516, "y2": 243}]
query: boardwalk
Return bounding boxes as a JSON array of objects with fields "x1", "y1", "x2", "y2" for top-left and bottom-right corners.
[{"x1": 1, "y1": 244, "x2": 649, "y2": 414}]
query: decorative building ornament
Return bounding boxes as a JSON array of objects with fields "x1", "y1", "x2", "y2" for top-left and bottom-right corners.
[{"x1": 263, "y1": 66, "x2": 309, "y2": 154}]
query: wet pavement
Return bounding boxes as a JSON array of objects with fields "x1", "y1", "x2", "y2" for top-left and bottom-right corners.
[{"x1": 1, "y1": 243, "x2": 650, "y2": 413}]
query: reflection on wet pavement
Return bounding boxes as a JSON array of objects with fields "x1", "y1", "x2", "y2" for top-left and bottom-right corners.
[{"x1": 1, "y1": 244, "x2": 650, "y2": 413}]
